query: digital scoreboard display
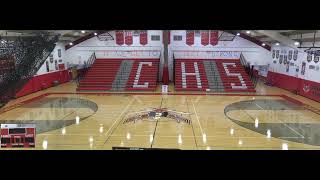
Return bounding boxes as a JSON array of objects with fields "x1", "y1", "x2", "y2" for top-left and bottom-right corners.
[{"x1": 1, "y1": 124, "x2": 36, "y2": 148}]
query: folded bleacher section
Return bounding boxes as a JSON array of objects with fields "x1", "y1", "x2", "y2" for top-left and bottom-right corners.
[
  {"x1": 77, "y1": 59, "x2": 159, "y2": 91},
  {"x1": 174, "y1": 59, "x2": 255, "y2": 92}
]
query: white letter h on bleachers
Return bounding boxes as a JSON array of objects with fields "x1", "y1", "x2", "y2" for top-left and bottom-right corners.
[{"x1": 181, "y1": 62, "x2": 202, "y2": 88}]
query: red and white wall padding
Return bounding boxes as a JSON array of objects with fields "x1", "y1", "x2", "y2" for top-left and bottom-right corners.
[
  {"x1": 15, "y1": 70, "x2": 71, "y2": 98},
  {"x1": 267, "y1": 71, "x2": 320, "y2": 102}
]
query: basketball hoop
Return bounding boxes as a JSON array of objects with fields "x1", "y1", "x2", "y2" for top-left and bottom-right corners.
[{"x1": 97, "y1": 32, "x2": 114, "y2": 41}]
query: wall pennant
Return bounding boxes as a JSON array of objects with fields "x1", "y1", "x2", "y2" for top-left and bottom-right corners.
[
  {"x1": 140, "y1": 30, "x2": 148, "y2": 45},
  {"x1": 210, "y1": 30, "x2": 219, "y2": 46},
  {"x1": 201, "y1": 30, "x2": 209, "y2": 46},
  {"x1": 115, "y1": 30, "x2": 124, "y2": 45},
  {"x1": 125, "y1": 31, "x2": 133, "y2": 45},
  {"x1": 186, "y1": 30, "x2": 195, "y2": 46}
]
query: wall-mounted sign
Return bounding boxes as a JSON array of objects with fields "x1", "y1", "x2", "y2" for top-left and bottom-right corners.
[
  {"x1": 307, "y1": 51, "x2": 313, "y2": 62},
  {"x1": 314, "y1": 55, "x2": 320, "y2": 63},
  {"x1": 301, "y1": 62, "x2": 306, "y2": 75},
  {"x1": 293, "y1": 50, "x2": 298, "y2": 61},
  {"x1": 272, "y1": 50, "x2": 275, "y2": 59},
  {"x1": 58, "y1": 49, "x2": 61, "y2": 58},
  {"x1": 162, "y1": 85, "x2": 168, "y2": 93},
  {"x1": 309, "y1": 65, "x2": 315, "y2": 70},
  {"x1": 49, "y1": 54, "x2": 54, "y2": 63},
  {"x1": 284, "y1": 55, "x2": 288, "y2": 64},
  {"x1": 288, "y1": 50, "x2": 293, "y2": 60},
  {"x1": 55, "y1": 60, "x2": 58, "y2": 70},
  {"x1": 46, "y1": 61, "x2": 49, "y2": 72}
]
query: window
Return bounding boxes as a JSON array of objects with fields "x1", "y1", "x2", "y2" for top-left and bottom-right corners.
[
  {"x1": 151, "y1": 35, "x2": 160, "y2": 41},
  {"x1": 195, "y1": 30, "x2": 200, "y2": 37},
  {"x1": 173, "y1": 35, "x2": 182, "y2": 41}
]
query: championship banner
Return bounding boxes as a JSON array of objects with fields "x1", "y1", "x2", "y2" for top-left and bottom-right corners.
[
  {"x1": 186, "y1": 30, "x2": 195, "y2": 46},
  {"x1": 140, "y1": 30, "x2": 148, "y2": 45},
  {"x1": 125, "y1": 31, "x2": 133, "y2": 45},
  {"x1": 210, "y1": 30, "x2": 219, "y2": 46},
  {"x1": 201, "y1": 30, "x2": 209, "y2": 46},
  {"x1": 115, "y1": 30, "x2": 124, "y2": 45}
]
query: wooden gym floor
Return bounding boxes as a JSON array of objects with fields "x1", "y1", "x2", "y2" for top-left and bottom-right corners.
[{"x1": 1, "y1": 81, "x2": 320, "y2": 150}]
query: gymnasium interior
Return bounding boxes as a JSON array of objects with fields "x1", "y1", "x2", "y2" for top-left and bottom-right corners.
[{"x1": 1, "y1": 30, "x2": 320, "y2": 150}]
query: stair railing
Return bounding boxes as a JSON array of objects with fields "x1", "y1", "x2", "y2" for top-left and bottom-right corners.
[
  {"x1": 76, "y1": 52, "x2": 96, "y2": 86},
  {"x1": 240, "y1": 53, "x2": 258, "y2": 88}
]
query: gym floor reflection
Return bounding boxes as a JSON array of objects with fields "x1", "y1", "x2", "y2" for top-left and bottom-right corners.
[{"x1": 1, "y1": 93, "x2": 320, "y2": 150}]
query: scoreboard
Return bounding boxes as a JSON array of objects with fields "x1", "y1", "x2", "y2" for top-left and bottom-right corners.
[{"x1": 1, "y1": 124, "x2": 36, "y2": 148}]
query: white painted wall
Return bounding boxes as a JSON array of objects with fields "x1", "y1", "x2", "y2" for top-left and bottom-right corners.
[
  {"x1": 270, "y1": 45, "x2": 320, "y2": 83},
  {"x1": 36, "y1": 42, "x2": 66, "y2": 75}
]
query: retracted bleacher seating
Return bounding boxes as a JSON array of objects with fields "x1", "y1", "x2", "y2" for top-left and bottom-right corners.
[
  {"x1": 174, "y1": 59, "x2": 255, "y2": 92},
  {"x1": 77, "y1": 59, "x2": 159, "y2": 91}
]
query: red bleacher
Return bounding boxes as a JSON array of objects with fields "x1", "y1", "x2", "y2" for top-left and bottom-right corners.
[
  {"x1": 174, "y1": 59, "x2": 256, "y2": 92},
  {"x1": 77, "y1": 59, "x2": 159, "y2": 91},
  {"x1": 215, "y1": 59, "x2": 256, "y2": 92},
  {"x1": 175, "y1": 59, "x2": 209, "y2": 91},
  {"x1": 126, "y1": 59, "x2": 159, "y2": 91}
]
